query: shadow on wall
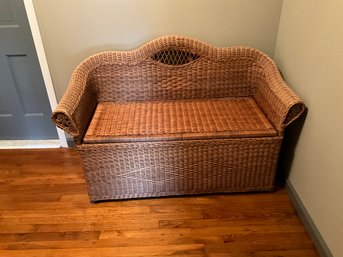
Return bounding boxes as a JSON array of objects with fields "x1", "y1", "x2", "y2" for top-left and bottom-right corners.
[{"x1": 276, "y1": 108, "x2": 308, "y2": 186}]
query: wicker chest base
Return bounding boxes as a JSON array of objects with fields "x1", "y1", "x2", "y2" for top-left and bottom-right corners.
[{"x1": 77, "y1": 137, "x2": 282, "y2": 202}]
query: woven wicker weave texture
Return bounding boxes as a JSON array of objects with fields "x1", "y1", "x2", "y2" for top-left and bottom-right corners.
[
  {"x1": 84, "y1": 98, "x2": 277, "y2": 143},
  {"x1": 51, "y1": 35, "x2": 305, "y2": 201},
  {"x1": 78, "y1": 137, "x2": 282, "y2": 201}
]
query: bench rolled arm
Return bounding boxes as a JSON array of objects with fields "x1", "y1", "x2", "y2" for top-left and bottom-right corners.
[
  {"x1": 51, "y1": 68, "x2": 97, "y2": 144},
  {"x1": 254, "y1": 59, "x2": 305, "y2": 134},
  {"x1": 283, "y1": 101, "x2": 305, "y2": 127}
]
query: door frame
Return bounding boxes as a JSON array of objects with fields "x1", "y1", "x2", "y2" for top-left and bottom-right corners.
[{"x1": 23, "y1": 0, "x2": 68, "y2": 147}]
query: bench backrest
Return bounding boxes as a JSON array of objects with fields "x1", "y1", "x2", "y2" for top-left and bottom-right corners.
[{"x1": 78, "y1": 36, "x2": 273, "y2": 102}]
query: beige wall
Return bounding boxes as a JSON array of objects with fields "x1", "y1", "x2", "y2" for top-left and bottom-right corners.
[
  {"x1": 33, "y1": 0, "x2": 282, "y2": 100},
  {"x1": 274, "y1": 0, "x2": 343, "y2": 256}
]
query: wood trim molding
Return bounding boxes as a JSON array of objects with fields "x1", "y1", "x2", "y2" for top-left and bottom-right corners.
[{"x1": 23, "y1": 0, "x2": 68, "y2": 147}]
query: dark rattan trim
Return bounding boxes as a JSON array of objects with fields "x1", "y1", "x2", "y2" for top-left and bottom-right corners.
[
  {"x1": 51, "y1": 112, "x2": 78, "y2": 136},
  {"x1": 284, "y1": 102, "x2": 306, "y2": 127}
]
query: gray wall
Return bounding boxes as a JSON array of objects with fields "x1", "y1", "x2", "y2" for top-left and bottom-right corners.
[
  {"x1": 274, "y1": 0, "x2": 343, "y2": 256},
  {"x1": 33, "y1": 0, "x2": 283, "y2": 100}
]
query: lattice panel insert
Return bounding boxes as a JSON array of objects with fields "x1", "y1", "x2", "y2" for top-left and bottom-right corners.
[{"x1": 150, "y1": 49, "x2": 200, "y2": 66}]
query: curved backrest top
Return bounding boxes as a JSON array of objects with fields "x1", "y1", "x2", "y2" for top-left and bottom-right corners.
[
  {"x1": 69, "y1": 35, "x2": 282, "y2": 103},
  {"x1": 77, "y1": 35, "x2": 274, "y2": 70}
]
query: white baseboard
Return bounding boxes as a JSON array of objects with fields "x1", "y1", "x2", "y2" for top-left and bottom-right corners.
[{"x1": 0, "y1": 140, "x2": 60, "y2": 149}]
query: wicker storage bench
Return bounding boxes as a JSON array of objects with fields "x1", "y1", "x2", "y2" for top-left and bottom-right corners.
[{"x1": 52, "y1": 36, "x2": 305, "y2": 202}]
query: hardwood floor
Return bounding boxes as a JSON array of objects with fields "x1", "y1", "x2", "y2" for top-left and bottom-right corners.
[{"x1": 0, "y1": 148, "x2": 319, "y2": 257}]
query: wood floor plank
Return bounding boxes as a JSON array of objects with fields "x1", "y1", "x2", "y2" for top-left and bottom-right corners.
[
  {"x1": 0, "y1": 220, "x2": 159, "y2": 233},
  {"x1": 0, "y1": 239, "x2": 205, "y2": 250},
  {"x1": 205, "y1": 249, "x2": 319, "y2": 257},
  {"x1": 0, "y1": 206, "x2": 151, "y2": 217},
  {"x1": 0, "y1": 231, "x2": 100, "y2": 243},
  {"x1": 0, "y1": 148, "x2": 320, "y2": 257},
  {"x1": 0, "y1": 232, "x2": 314, "y2": 250},
  {"x1": 0, "y1": 211, "x2": 203, "y2": 225},
  {"x1": 0, "y1": 215, "x2": 302, "y2": 233},
  {"x1": 99, "y1": 225, "x2": 307, "y2": 241},
  {"x1": 251, "y1": 249, "x2": 319, "y2": 257},
  {"x1": 0, "y1": 244, "x2": 205, "y2": 257},
  {"x1": 158, "y1": 216, "x2": 303, "y2": 229}
]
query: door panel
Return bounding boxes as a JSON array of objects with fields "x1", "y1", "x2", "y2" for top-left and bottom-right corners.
[
  {"x1": 0, "y1": 0, "x2": 17, "y2": 26},
  {"x1": 0, "y1": 0, "x2": 57, "y2": 139},
  {"x1": 7, "y1": 54, "x2": 44, "y2": 116}
]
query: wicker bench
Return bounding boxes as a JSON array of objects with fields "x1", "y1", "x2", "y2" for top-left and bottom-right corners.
[{"x1": 52, "y1": 36, "x2": 305, "y2": 202}]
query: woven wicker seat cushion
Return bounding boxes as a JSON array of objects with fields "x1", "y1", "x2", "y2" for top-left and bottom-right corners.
[{"x1": 84, "y1": 97, "x2": 277, "y2": 143}]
